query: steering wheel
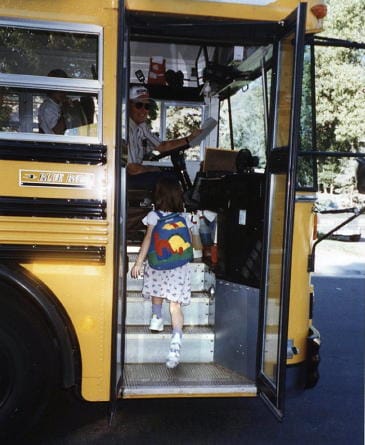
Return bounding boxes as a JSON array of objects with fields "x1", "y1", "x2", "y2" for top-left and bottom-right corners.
[{"x1": 149, "y1": 141, "x2": 190, "y2": 161}]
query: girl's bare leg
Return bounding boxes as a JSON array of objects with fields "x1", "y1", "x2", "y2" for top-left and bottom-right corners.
[
  {"x1": 166, "y1": 301, "x2": 183, "y2": 368},
  {"x1": 169, "y1": 301, "x2": 183, "y2": 332}
]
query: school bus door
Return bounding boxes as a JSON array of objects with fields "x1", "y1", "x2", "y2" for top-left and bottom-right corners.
[{"x1": 257, "y1": 3, "x2": 307, "y2": 418}]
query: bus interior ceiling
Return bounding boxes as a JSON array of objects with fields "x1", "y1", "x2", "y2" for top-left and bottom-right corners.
[{"x1": 123, "y1": 15, "x2": 272, "y2": 397}]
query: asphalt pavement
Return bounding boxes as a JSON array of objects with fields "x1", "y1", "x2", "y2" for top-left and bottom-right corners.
[{"x1": 11, "y1": 241, "x2": 365, "y2": 445}]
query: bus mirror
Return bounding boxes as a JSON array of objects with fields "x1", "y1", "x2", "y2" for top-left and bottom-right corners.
[{"x1": 356, "y1": 158, "x2": 365, "y2": 194}]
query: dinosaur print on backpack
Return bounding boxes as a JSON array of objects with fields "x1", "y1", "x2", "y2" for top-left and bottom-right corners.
[{"x1": 147, "y1": 211, "x2": 193, "y2": 270}]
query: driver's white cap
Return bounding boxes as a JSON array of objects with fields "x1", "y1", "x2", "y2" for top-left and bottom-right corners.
[{"x1": 130, "y1": 85, "x2": 150, "y2": 102}]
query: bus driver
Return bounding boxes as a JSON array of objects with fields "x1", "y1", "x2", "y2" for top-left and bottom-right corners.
[{"x1": 127, "y1": 85, "x2": 201, "y2": 190}]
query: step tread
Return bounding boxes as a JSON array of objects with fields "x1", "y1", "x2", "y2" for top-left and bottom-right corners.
[
  {"x1": 122, "y1": 363, "x2": 256, "y2": 397},
  {"x1": 125, "y1": 325, "x2": 213, "y2": 336}
]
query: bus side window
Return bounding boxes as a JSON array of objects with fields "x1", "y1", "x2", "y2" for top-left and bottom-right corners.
[
  {"x1": 0, "y1": 88, "x2": 98, "y2": 137},
  {"x1": 0, "y1": 22, "x2": 101, "y2": 141}
]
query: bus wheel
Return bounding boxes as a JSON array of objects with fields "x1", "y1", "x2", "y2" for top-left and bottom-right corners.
[{"x1": 0, "y1": 290, "x2": 59, "y2": 439}]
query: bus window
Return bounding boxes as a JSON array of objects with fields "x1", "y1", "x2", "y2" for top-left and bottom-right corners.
[
  {"x1": 150, "y1": 102, "x2": 203, "y2": 160},
  {"x1": 0, "y1": 87, "x2": 98, "y2": 136},
  {"x1": 0, "y1": 25, "x2": 98, "y2": 79},
  {"x1": 218, "y1": 76, "x2": 269, "y2": 169},
  {"x1": 0, "y1": 20, "x2": 102, "y2": 142}
]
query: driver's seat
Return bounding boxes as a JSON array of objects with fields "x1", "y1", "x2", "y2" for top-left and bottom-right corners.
[
  {"x1": 126, "y1": 149, "x2": 194, "y2": 242},
  {"x1": 126, "y1": 188, "x2": 154, "y2": 243}
]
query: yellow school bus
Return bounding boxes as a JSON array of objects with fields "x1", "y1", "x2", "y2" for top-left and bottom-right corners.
[{"x1": 0, "y1": 0, "x2": 327, "y2": 435}]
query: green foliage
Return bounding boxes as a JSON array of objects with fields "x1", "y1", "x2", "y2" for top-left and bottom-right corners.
[
  {"x1": 165, "y1": 106, "x2": 201, "y2": 139},
  {"x1": 165, "y1": 106, "x2": 202, "y2": 160},
  {"x1": 315, "y1": 0, "x2": 365, "y2": 192},
  {"x1": 0, "y1": 27, "x2": 97, "y2": 78},
  {"x1": 316, "y1": 0, "x2": 365, "y2": 191}
]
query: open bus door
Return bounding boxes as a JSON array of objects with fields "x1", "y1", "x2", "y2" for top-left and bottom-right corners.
[
  {"x1": 121, "y1": 0, "x2": 311, "y2": 417},
  {"x1": 257, "y1": 3, "x2": 307, "y2": 418}
]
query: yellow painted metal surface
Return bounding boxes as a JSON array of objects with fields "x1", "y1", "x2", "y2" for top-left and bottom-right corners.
[
  {"x1": 287, "y1": 197, "x2": 315, "y2": 364},
  {"x1": 1, "y1": 0, "x2": 117, "y2": 24},
  {"x1": 0, "y1": 160, "x2": 107, "y2": 201},
  {"x1": 23, "y1": 261, "x2": 113, "y2": 400},
  {"x1": 126, "y1": 0, "x2": 325, "y2": 32},
  {"x1": 0, "y1": 0, "x2": 119, "y2": 401},
  {"x1": 0, "y1": 217, "x2": 108, "y2": 246}
]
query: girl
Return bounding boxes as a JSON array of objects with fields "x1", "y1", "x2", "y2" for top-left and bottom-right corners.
[{"x1": 130, "y1": 177, "x2": 193, "y2": 369}]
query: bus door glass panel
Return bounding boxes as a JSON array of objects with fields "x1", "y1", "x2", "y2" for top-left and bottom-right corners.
[
  {"x1": 218, "y1": 75, "x2": 269, "y2": 168},
  {"x1": 297, "y1": 45, "x2": 317, "y2": 191},
  {"x1": 258, "y1": 4, "x2": 306, "y2": 418},
  {"x1": 114, "y1": 13, "x2": 130, "y2": 398}
]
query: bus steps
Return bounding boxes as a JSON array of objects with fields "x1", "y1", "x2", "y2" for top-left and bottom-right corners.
[
  {"x1": 123, "y1": 291, "x2": 215, "y2": 326},
  {"x1": 121, "y1": 245, "x2": 256, "y2": 396},
  {"x1": 119, "y1": 325, "x2": 214, "y2": 363},
  {"x1": 122, "y1": 363, "x2": 257, "y2": 397}
]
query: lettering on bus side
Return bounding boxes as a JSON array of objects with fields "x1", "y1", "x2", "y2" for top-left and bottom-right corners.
[{"x1": 19, "y1": 169, "x2": 94, "y2": 189}]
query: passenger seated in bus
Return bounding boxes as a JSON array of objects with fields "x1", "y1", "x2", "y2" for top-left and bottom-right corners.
[
  {"x1": 127, "y1": 85, "x2": 201, "y2": 190},
  {"x1": 130, "y1": 177, "x2": 193, "y2": 368},
  {"x1": 38, "y1": 69, "x2": 69, "y2": 134},
  {"x1": 38, "y1": 69, "x2": 89, "y2": 135}
]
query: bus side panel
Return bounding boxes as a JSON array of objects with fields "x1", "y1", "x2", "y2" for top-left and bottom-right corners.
[
  {"x1": 126, "y1": 0, "x2": 326, "y2": 32},
  {"x1": 0, "y1": 0, "x2": 120, "y2": 401},
  {"x1": 287, "y1": 197, "x2": 315, "y2": 365},
  {"x1": 22, "y1": 262, "x2": 113, "y2": 400}
]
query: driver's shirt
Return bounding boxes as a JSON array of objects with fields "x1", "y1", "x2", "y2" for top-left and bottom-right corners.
[{"x1": 128, "y1": 118, "x2": 161, "y2": 164}]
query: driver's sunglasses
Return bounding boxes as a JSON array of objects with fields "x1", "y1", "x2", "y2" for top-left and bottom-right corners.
[{"x1": 133, "y1": 102, "x2": 150, "y2": 110}]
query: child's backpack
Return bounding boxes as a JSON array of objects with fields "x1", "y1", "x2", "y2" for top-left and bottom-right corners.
[{"x1": 147, "y1": 211, "x2": 193, "y2": 270}]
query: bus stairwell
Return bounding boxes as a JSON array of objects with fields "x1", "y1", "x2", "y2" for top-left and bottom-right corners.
[{"x1": 121, "y1": 242, "x2": 257, "y2": 397}]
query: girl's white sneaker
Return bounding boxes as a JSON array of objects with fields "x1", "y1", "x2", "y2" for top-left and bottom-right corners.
[
  {"x1": 149, "y1": 315, "x2": 164, "y2": 332},
  {"x1": 166, "y1": 333, "x2": 181, "y2": 369}
]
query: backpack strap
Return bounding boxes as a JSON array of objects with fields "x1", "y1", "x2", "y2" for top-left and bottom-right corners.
[{"x1": 155, "y1": 211, "x2": 181, "y2": 222}]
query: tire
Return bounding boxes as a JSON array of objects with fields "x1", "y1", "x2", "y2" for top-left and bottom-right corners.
[{"x1": 0, "y1": 284, "x2": 59, "y2": 439}]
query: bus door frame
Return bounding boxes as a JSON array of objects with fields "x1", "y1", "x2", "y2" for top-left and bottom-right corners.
[
  {"x1": 110, "y1": 0, "x2": 128, "y2": 413},
  {"x1": 256, "y1": 3, "x2": 307, "y2": 419}
]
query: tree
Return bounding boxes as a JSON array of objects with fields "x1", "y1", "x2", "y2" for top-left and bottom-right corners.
[{"x1": 315, "y1": 0, "x2": 365, "y2": 192}]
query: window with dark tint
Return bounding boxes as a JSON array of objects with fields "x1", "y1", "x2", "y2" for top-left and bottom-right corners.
[
  {"x1": 0, "y1": 27, "x2": 98, "y2": 79},
  {"x1": 0, "y1": 22, "x2": 101, "y2": 140}
]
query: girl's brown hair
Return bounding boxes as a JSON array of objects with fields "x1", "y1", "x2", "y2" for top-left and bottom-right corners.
[{"x1": 153, "y1": 177, "x2": 184, "y2": 212}]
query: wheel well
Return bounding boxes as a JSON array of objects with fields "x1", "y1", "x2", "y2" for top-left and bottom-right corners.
[{"x1": 0, "y1": 263, "x2": 81, "y2": 391}]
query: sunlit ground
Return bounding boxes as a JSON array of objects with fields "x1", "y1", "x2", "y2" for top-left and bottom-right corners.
[{"x1": 315, "y1": 238, "x2": 365, "y2": 276}]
